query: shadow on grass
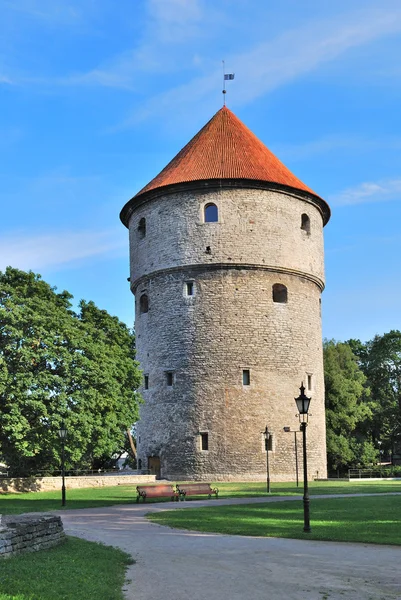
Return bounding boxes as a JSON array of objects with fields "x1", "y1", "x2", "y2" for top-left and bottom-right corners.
[
  {"x1": 1, "y1": 480, "x2": 401, "y2": 515},
  {"x1": 148, "y1": 496, "x2": 401, "y2": 545}
]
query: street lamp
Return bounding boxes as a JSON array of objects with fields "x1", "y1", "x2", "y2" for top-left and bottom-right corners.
[
  {"x1": 378, "y1": 440, "x2": 383, "y2": 476},
  {"x1": 262, "y1": 425, "x2": 271, "y2": 493},
  {"x1": 283, "y1": 427, "x2": 299, "y2": 487},
  {"x1": 58, "y1": 422, "x2": 68, "y2": 507},
  {"x1": 294, "y1": 383, "x2": 311, "y2": 533}
]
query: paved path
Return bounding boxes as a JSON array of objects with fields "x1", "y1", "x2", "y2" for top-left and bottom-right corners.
[{"x1": 60, "y1": 495, "x2": 401, "y2": 600}]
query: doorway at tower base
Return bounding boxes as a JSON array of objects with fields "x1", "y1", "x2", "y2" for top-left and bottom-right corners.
[{"x1": 148, "y1": 456, "x2": 161, "y2": 479}]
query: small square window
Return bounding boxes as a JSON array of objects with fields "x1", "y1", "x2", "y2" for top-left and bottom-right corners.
[
  {"x1": 200, "y1": 432, "x2": 209, "y2": 451},
  {"x1": 144, "y1": 375, "x2": 149, "y2": 390},
  {"x1": 166, "y1": 372, "x2": 174, "y2": 387},
  {"x1": 242, "y1": 369, "x2": 250, "y2": 386},
  {"x1": 185, "y1": 281, "x2": 194, "y2": 296}
]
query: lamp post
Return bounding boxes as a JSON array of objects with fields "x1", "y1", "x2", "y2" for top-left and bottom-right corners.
[
  {"x1": 262, "y1": 425, "x2": 271, "y2": 493},
  {"x1": 283, "y1": 427, "x2": 299, "y2": 487},
  {"x1": 58, "y1": 422, "x2": 68, "y2": 507},
  {"x1": 294, "y1": 383, "x2": 311, "y2": 533},
  {"x1": 378, "y1": 440, "x2": 383, "y2": 476}
]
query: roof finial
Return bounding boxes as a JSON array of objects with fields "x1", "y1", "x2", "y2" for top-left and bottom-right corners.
[{"x1": 222, "y1": 59, "x2": 234, "y2": 107}]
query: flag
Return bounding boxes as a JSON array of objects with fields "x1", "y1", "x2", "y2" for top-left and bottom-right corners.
[{"x1": 224, "y1": 73, "x2": 235, "y2": 80}]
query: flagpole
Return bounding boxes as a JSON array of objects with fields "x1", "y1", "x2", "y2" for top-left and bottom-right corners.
[{"x1": 222, "y1": 59, "x2": 226, "y2": 106}]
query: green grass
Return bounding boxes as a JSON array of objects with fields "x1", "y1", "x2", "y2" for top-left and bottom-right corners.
[
  {"x1": 0, "y1": 537, "x2": 133, "y2": 600},
  {"x1": 0, "y1": 596, "x2": 34, "y2": 600},
  {"x1": 148, "y1": 495, "x2": 401, "y2": 545},
  {"x1": 0, "y1": 480, "x2": 400, "y2": 514},
  {"x1": 213, "y1": 479, "x2": 401, "y2": 498}
]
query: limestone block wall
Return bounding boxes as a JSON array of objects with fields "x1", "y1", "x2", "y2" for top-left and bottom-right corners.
[
  {"x1": 129, "y1": 183, "x2": 327, "y2": 481},
  {"x1": 135, "y1": 267, "x2": 326, "y2": 481},
  {"x1": 0, "y1": 473, "x2": 156, "y2": 493},
  {"x1": 129, "y1": 187, "x2": 325, "y2": 287},
  {"x1": 0, "y1": 514, "x2": 65, "y2": 558}
]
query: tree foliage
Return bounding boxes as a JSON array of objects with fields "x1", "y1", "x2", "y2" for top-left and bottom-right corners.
[
  {"x1": 349, "y1": 331, "x2": 401, "y2": 459},
  {"x1": 324, "y1": 340, "x2": 372, "y2": 471},
  {"x1": 0, "y1": 267, "x2": 142, "y2": 476},
  {"x1": 324, "y1": 331, "x2": 401, "y2": 472}
]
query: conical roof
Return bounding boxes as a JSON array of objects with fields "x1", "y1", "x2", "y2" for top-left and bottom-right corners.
[{"x1": 121, "y1": 106, "x2": 330, "y2": 225}]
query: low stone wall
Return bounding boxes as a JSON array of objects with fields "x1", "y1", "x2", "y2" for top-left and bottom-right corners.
[
  {"x1": 0, "y1": 473, "x2": 157, "y2": 493},
  {"x1": 0, "y1": 514, "x2": 65, "y2": 559}
]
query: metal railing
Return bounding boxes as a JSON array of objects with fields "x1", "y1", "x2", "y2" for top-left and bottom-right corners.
[{"x1": 348, "y1": 467, "x2": 401, "y2": 479}]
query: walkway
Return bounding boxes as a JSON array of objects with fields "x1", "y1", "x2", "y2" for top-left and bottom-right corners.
[{"x1": 60, "y1": 495, "x2": 401, "y2": 600}]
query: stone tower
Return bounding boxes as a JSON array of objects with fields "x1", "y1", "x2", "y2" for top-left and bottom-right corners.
[{"x1": 120, "y1": 107, "x2": 330, "y2": 481}]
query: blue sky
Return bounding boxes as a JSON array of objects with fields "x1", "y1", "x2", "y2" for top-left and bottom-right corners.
[{"x1": 1, "y1": 0, "x2": 400, "y2": 342}]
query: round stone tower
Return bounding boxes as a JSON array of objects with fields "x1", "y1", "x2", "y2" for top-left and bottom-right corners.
[{"x1": 120, "y1": 107, "x2": 330, "y2": 481}]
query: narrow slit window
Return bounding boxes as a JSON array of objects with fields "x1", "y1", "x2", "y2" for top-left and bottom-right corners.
[
  {"x1": 185, "y1": 281, "x2": 194, "y2": 296},
  {"x1": 301, "y1": 213, "x2": 310, "y2": 234},
  {"x1": 144, "y1": 375, "x2": 149, "y2": 390},
  {"x1": 200, "y1": 432, "x2": 209, "y2": 451},
  {"x1": 139, "y1": 294, "x2": 149, "y2": 313},
  {"x1": 242, "y1": 369, "x2": 250, "y2": 386},
  {"x1": 166, "y1": 372, "x2": 174, "y2": 387},
  {"x1": 204, "y1": 203, "x2": 218, "y2": 223},
  {"x1": 307, "y1": 374, "x2": 312, "y2": 391},
  {"x1": 272, "y1": 284, "x2": 287, "y2": 304},
  {"x1": 138, "y1": 217, "x2": 146, "y2": 239}
]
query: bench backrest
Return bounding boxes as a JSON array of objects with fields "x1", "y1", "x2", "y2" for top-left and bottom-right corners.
[
  {"x1": 137, "y1": 485, "x2": 175, "y2": 496},
  {"x1": 177, "y1": 483, "x2": 212, "y2": 493}
]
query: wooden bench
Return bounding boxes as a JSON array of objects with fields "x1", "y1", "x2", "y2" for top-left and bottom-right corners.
[
  {"x1": 136, "y1": 484, "x2": 179, "y2": 503},
  {"x1": 176, "y1": 483, "x2": 219, "y2": 500}
]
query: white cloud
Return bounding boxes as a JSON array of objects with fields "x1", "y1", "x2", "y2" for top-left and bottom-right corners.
[
  {"x1": 147, "y1": 0, "x2": 203, "y2": 41},
  {"x1": 0, "y1": 230, "x2": 125, "y2": 272},
  {"x1": 58, "y1": 0, "x2": 206, "y2": 90},
  {"x1": 0, "y1": 74, "x2": 14, "y2": 85},
  {"x1": 274, "y1": 135, "x2": 401, "y2": 161},
  {"x1": 2, "y1": 0, "x2": 81, "y2": 25},
  {"x1": 329, "y1": 179, "x2": 401, "y2": 206},
  {"x1": 120, "y1": 6, "x2": 401, "y2": 126}
]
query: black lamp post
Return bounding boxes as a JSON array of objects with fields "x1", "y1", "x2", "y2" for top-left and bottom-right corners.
[
  {"x1": 294, "y1": 383, "x2": 311, "y2": 533},
  {"x1": 262, "y1": 425, "x2": 271, "y2": 493},
  {"x1": 378, "y1": 441, "x2": 383, "y2": 476},
  {"x1": 58, "y1": 422, "x2": 68, "y2": 507}
]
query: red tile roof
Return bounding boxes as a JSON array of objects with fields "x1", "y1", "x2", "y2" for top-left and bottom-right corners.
[{"x1": 135, "y1": 106, "x2": 320, "y2": 199}]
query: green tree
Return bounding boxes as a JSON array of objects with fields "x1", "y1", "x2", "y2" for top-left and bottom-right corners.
[
  {"x1": 355, "y1": 331, "x2": 401, "y2": 459},
  {"x1": 324, "y1": 340, "x2": 372, "y2": 472},
  {"x1": 0, "y1": 267, "x2": 141, "y2": 475}
]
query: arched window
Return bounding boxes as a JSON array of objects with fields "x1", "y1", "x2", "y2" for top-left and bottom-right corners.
[
  {"x1": 301, "y1": 213, "x2": 310, "y2": 234},
  {"x1": 272, "y1": 284, "x2": 287, "y2": 304},
  {"x1": 139, "y1": 294, "x2": 149, "y2": 313},
  {"x1": 138, "y1": 217, "x2": 146, "y2": 239},
  {"x1": 204, "y1": 203, "x2": 218, "y2": 223}
]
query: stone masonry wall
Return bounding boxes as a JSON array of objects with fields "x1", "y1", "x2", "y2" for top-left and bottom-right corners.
[
  {"x1": 129, "y1": 185, "x2": 328, "y2": 481},
  {"x1": 0, "y1": 514, "x2": 65, "y2": 559},
  {"x1": 0, "y1": 473, "x2": 156, "y2": 493},
  {"x1": 136, "y1": 268, "x2": 326, "y2": 481},
  {"x1": 129, "y1": 187, "x2": 325, "y2": 287}
]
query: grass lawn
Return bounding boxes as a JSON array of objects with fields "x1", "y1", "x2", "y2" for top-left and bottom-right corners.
[
  {"x1": 0, "y1": 480, "x2": 400, "y2": 514},
  {"x1": 148, "y1": 494, "x2": 401, "y2": 545},
  {"x1": 0, "y1": 537, "x2": 133, "y2": 600}
]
